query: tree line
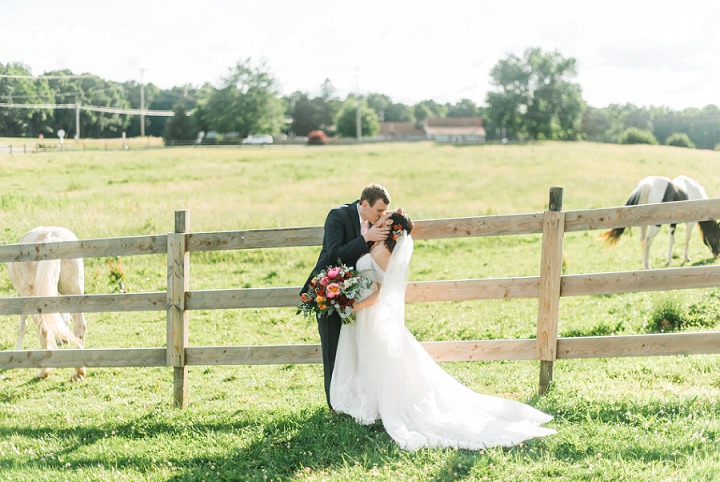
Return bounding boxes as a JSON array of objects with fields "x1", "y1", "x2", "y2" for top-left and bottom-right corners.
[{"x1": 2, "y1": 48, "x2": 719, "y2": 150}]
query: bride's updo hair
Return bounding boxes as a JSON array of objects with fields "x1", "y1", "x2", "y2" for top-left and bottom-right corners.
[{"x1": 385, "y1": 209, "x2": 413, "y2": 252}]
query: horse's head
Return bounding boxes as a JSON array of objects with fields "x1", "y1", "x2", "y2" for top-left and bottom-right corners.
[{"x1": 699, "y1": 220, "x2": 720, "y2": 257}]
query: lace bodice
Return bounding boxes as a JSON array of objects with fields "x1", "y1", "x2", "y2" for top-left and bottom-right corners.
[{"x1": 356, "y1": 254, "x2": 383, "y2": 300}]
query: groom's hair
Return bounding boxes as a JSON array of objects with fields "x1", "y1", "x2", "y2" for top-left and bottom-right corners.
[{"x1": 360, "y1": 183, "x2": 391, "y2": 206}]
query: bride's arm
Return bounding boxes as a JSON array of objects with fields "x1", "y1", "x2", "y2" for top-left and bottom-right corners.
[{"x1": 352, "y1": 283, "x2": 381, "y2": 311}]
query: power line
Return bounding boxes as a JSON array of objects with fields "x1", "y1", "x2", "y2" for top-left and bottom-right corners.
[
  {"x1": 0, "y1": 88, "x2": 122, "y2": 101},
  {"x1": 0, "y1": 102, "x2": 176, "y2": 117},
  {"x1": 0, "y1": 73, "x2": 97, "y2": 79}
]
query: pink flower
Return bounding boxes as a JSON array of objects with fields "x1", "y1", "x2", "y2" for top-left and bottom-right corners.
[
  {"x1": 319, "y1": 276, "x2": 330, "y2": 286},
  {"x1": 325, "y1": 283, "x2": 342, "y2": 299},
  {"x1": 327, "y1": 267, "x2": 343, "y2": 279}
]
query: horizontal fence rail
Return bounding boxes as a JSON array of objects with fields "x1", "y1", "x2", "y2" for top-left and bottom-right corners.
[
  {"x1": 564, "y1": 198, "x2": 720, "y2": 232},
  {"x1": 2, "y1": 195, "x2": 720, "y2": 407},
  {"x1": 556, "y1": 332, "x2": 720, "y2": 359},
  {"x1": 0, "y1": 235, "x2": 167, "y2": 262},
  {"x1": 0, "y1": 348, "x2": 167, "y2": 368},
  {"x1": 6, "y1": 264, "x2": 720, "y2": 316},
  {"x1": 0, "y1": 292, "x2": 166, "y2": 315}
]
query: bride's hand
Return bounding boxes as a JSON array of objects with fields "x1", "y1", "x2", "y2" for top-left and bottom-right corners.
[{"x1": 353, "y1": 290, "x2": 379, "y2": 311}]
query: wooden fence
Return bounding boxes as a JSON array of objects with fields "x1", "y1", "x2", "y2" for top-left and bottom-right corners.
[{"x1": 2, "y1": 188, "x2": 720, "y2": 408}]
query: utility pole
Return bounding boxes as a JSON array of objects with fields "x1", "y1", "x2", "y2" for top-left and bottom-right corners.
[
  {"x1": 75, "y1": 96, "x2": 80, "y2": 139},
  {"x1": 140, "y1": 68, "x2": 145, "y2": 137}
]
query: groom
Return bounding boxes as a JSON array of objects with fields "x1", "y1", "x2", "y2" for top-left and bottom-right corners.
[{"x1": 302, "y1": 183, "x2": 392, "y2": 409}]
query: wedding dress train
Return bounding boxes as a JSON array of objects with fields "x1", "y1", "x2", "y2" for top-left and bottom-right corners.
[{"x1": 330, "y1": 236, "x2": 556, "y2": 451}]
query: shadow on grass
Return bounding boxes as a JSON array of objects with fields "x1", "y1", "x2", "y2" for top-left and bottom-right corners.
[
  {"x1": 0, "y1": 406, "x2": 405, "y2": 479},
  {"x1": 0, "y1": 394, "x2": 711, "y2": 480},
  {"x1": 0, "y1": 375, "x2": 43, "y2": 403},
  {"x1": 166, "y1": 407, "x2": 405, "y2": 480},
  {"x1": 690, "y1": 256, "x2": 717, "y2": 267},
  {"x1": 0, "y1": 404, "x2": 538, "y2": 480}
]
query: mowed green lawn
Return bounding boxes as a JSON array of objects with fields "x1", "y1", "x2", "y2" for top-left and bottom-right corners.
[{"x1": 1, "y1": 141, "x2": 720, "y2": 481}]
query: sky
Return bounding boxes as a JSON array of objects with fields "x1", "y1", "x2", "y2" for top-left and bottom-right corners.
[{"x1": 2, "y1": 0, "x2": 719, "y2": 110}]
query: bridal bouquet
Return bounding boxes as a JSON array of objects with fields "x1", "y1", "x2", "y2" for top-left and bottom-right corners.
[{"x1": 298, "y1": 262, "x2": 372, "y2": 323}]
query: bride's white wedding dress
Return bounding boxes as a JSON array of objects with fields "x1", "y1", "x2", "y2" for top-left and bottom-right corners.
[{"x1": 330, "y1": 235, "x2": 556, "y2": 451}]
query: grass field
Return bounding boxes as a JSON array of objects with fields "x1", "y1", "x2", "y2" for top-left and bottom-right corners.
[{"x1": 1, "y1": 141, "x2": 720, "y2": 480}]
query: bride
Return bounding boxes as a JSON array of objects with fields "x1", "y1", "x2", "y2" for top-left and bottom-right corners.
[{"x1": 330, "y1": 209, "x2": 556, "y2": 451}]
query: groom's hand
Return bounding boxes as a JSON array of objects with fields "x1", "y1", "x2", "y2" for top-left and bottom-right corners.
[{"x1": 363, "y1": 213, "x2": 392, "y2": 243}]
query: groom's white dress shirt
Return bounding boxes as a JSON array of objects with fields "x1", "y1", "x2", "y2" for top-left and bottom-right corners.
[{"x1": 358, "y1": 204, "x2": 369, "y2": 235}]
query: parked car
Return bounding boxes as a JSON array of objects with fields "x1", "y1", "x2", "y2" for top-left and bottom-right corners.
[{"x1": 241, "y1": 134, "x2": 273, "y2": 145}]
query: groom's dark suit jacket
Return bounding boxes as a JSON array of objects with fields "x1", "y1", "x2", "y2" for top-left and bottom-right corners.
[
  {"x1": 302, "y1": 200, "x2": 371, "y2": 409},
  {"x1": 301, "y1": 200, "x2": 370, "y2": 294}
]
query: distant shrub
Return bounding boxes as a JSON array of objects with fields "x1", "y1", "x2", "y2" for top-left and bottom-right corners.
[
  {"x1": 647, "y1": 298, "x2": 685, "y2": 332},
  {"x1": 562, "y1": 320, "x2": 624, "y2": 338},
  {"x1": 307, "y1": 130, "x2": 329, "y2": 145},
  {"x1": 618, "y1": 128, "x2": 658, "y2": 145},
  {"x1": 646, "y1": 293, "x2": 720, "y2": 333},
  {"x1": 666, "y1": 132, "x2": 695, "y2": 148},
  {"x1": 684, "y1": 291, "x2": 720, "y2": 329}
]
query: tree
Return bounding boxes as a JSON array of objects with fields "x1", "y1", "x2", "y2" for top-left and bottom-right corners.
[
  {"x1": 673, "y1": 105, "x2": 720, "y2": 150},
  {"x1": 0, "y1": 62, "x2": 54, "y2": 137},
  {"x1": 665, "y1": 132, "x2": 694, "y2": 148},
  {"x1": 446, "y1": 99, "x2": 480, "y2": 118},
  {"x1": 190, "y1": 82, "x2": 216, "y2": 136},
  {"x1": 122, "y1": 81, "x2": 190, "y2": 138},
  {"x1": 76, "y1": 76, "x2": 130, "y2": 138},
  {"x1": 317, "y1": 79, "x2": 341, "y2": 134},
  {"x1": 580, "y1": 106, "x2": 612, "y2": 142},
  {"x1": 287, "y1": 83, "x2": 340, "y2": 137},
  {"x1": 486, "y1": 47, "x2": 583, "y2": 140},
  {"x1": 163, "y1": 103, "x2": 196, "y2": 144},
  {"x1": 412, "y1": 103, "x2": 432, "y2": 130},
  {"x1": 384, "y1": 103, "x2": 414, "y2": 123},
  {"x1": 203, "y1": 58, "x2": 285, "y2": 137},
  {"x1": 618, "y1": 127, "x2": 658, "y2": 145},
  {"x1": 334, "y1": 97, "x2": 380, "y2": 137},
  {"x1": 603, "y1": 103, "x2": 652, "y2": 143},
  {"x1": 412, "y1": 100, "x2": 446, "y2": 129},
  {"x1": 43, "y1": 70, "x2": 130, "y2": 138},
  {"x1": 45, "y1": 69, "x2": 84, "y2": 138},
  {"x1": 287, "y1": 91, "x2": 316, "y2": 136},
  {"x1": 366, "y1": 93, "x2": 392, "y2": 121},
  {"x1": 648, "y1": 106, "x2": 675, "y2": 145}
]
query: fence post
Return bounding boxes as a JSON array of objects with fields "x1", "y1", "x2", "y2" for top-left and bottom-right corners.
[
  {"x1": 167, "y1": 209, "x2": 190, "y2": 408},
  {"x1": 536, "y1": 187, "x2": 564, "y2": 394}
]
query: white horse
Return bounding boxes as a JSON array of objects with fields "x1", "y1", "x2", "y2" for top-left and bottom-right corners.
[
  {"x1": 600, "y1": 175, "x2": 720, "y2": 269},
  {"x1": 8, "y1": 226, "x2": 87, "y2": 381}
]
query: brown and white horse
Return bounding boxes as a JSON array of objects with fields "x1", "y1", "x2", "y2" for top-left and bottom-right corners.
[
  {"x1": 8, "y1": 226, "x2": 87, "y2": 381},
  {"x1": 600, "y1": 175, "x2": 720, "y2": 269}
]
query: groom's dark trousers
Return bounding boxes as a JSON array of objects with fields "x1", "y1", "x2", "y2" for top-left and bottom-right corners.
[
  {"x1": 301, "y1": 200, "x2": 370, "y2": 409},
  {"x1": 316, "y1": 311, "x2": 342, "y2": 408}
]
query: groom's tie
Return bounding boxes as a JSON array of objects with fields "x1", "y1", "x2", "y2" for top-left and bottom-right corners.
[{"x1": 364, "y1": 221, "x2": 374, "y2": 249}]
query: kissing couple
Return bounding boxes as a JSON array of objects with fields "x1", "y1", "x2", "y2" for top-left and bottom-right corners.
[{"x1": 301, "y1": 183, "x2": 555, "y2": 451}]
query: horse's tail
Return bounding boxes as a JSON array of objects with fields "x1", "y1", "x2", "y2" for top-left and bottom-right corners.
[
  {"x1": 598, "y1": 186, "x2": 645, "y2": 245},
  {"x1": 34, "y1": 260, "x2": 83, "y2": 349},
  {"x1": 38, "y1": 313, "x2": 83, "y2": 349},
  {"x1": 598, "y1": 226, "x2": 625, "y2": 245}
]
